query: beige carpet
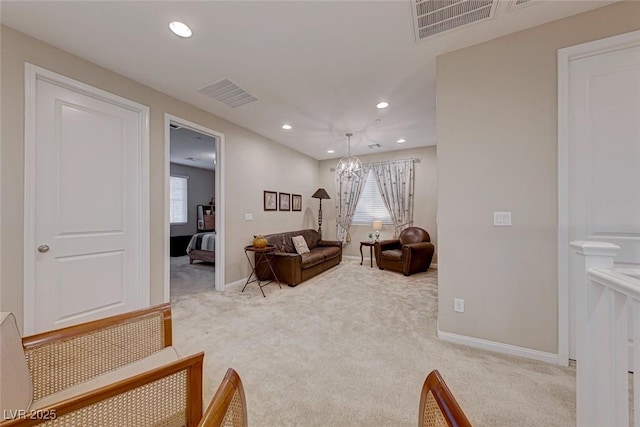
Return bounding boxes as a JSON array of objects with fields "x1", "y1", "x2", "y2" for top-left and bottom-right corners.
[
  {"x1": 170, "y1": 256, "x2": 215, "y2": 298},
  {"x1": 170, "y1": 259, "x2": 575, "y2": 426}
]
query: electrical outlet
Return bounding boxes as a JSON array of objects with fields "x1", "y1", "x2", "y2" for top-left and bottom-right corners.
[
  {"x1": 493, "y1": 211, "x2": 512, "y2": 226},
  {"x1": 244, "y1": 213, "x2": 253, "y2": 221},
  {"x1": 454, "y1": 298, "x2": 464, "y2": 313}
]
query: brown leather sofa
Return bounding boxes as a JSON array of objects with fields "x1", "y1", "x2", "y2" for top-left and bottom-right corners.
[
  {"x1": 255, "y1": 229, "x2": 342, "y2": 286},
  {"x1": 374, "y1": 227, "x2": 434, "y2": 276}
]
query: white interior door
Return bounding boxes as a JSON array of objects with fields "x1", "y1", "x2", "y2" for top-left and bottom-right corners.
[
  {"x1": 567, "y1": 38, "x2": 640, "y2": 360},
  {"x1": 25, "y1": 65, "x2": 149, "y2": 334}
]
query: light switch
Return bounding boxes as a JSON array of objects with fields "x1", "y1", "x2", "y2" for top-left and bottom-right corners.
[
  {"x1": 493, "y1": 211, "x2": 512, "y2": 226},
  {"x1": 244, "y1": 213, "x2": 253, "y2": 221}
]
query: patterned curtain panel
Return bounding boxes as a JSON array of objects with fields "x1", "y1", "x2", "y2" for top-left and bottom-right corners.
[
  {"x1": 335, "y1": 165, "x2": 370, "y2": 244},
  {"x1": 371, "y1": 160, "x2": 415, "y2": 237}
]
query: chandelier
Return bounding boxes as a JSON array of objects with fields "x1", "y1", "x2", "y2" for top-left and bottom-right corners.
[{"x1": 336, "y1": 133, "x2": 363, "y2": 178}]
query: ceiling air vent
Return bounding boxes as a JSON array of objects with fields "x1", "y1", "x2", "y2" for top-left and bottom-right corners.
[
  {"x1": 368, "y1": 143, "x2": 381, "y2": 149},
  {"x1": 508, "y1": 0, "x2": 536, "y2": 12},
  {"x1": 198, "y1": 78, "x2": 258, "y2": 108},
  {"x1": 412, "y1": 0, "x2": 497, "y2": 41}
]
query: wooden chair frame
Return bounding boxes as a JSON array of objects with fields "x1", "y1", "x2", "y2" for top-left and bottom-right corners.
[
  {"x1": 198, "y1": 368, "x2": 247, "y2": 427},
  {"x1": 1, "y1": 303, "x2": 204, "y2": 427},
  {"x1": 419, "y1": 370, "x2": 472, "y2": 427}
]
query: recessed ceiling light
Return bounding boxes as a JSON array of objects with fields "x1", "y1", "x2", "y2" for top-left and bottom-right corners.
[
  {"x1": 396, "y1": 138, "x2": 406, "y2": 143},
  {"x1": 376, "y1": 101, "x2": 389, "y2": 109},
  {"x1": 327, "y1": 149, "x2": 335, "y2": 154},
  {"x1": 169, "y1": 21, "x2": 192, "y2": 38},
  {"x1": 282, "y1": 124, "x2": 292, "y2": 130}
]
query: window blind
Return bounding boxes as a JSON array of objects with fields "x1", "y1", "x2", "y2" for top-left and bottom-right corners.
[
  {"x1": 170, "y1": 175, "x2": 188, "y2": 224},
  {"x1": 352, "y1": 170, "x2": 393, "y2": 225}
]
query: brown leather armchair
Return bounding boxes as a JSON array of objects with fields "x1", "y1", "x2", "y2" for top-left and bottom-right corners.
[{"x1": 374, "y1": 227, "x2": 434, "y2": 276}]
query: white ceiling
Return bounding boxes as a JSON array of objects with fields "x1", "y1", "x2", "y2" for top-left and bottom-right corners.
[
  {"x1": 170, "y1": 126, "x2": 216, "y2": 171},
  {"x1": 1, "y1": 0, "x2": 616, "y2": 160}
]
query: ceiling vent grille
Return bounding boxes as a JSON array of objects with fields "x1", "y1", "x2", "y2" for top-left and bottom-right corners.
[
  {"x1": 413, "y1": 0, "x2": 497, "y2": 41},
  {"x1": 197, "y1": 78, "x2": 258, "y2": 108},
  {"x1": 508, "y1": 0, "x2": 536, "y2": 12}
]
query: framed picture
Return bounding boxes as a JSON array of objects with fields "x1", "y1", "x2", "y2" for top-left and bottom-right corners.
[
  {"x1": 264, "y1": 191, "x2": 277, "y2": 211},
  {"x1": 292, "y1": 194, "x2": 302, "y2": 211},
  {"x1": 279, "y1": 192, "x2": 291, "y2": 211}
]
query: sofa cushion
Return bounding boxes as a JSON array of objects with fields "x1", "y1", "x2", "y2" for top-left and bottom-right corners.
[
  {"x1": 265, "y1": 229, "x2": 322, "y2": 253},
  {"x1": 381, "y1": 249, "x2": 403, "y2": 261},
  {"x1": 266, "y1": 234, "x2": 293, "y2": 253},
  {"x1": 300, "y1": 230, "x2": 321, "y2": 249},
  {"x1": 1, "y1": 312, "x2": 33, "y2": 413},
  {"x1": 30, "y1": 346, "x2": 181, "y2": 410},
  {"x1": 300, "y1": 251, "x2": 325, "y2": 269},
  {"x1": 313, "y1": 246, "x2": 340, "y2": 260},
  {"x1": 292, "y1": 235, "x2": 310, "y2": 254}
]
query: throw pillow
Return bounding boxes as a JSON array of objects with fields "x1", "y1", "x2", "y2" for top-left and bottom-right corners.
[{"x1": 291, "y1": 235, "x2": 310, "y2": 255}]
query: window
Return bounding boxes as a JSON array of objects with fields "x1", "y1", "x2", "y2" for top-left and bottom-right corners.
[
  {"x1": 170, "y1": 175, "x2": 188, "y2": 224},
  {"x1": 352, "y1": 170, "x2": 393, "y2": 225}
]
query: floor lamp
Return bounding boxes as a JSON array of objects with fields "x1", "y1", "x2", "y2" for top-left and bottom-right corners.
[{"x1": 312, "y1": 188, "x2": 331, "y2": 238}]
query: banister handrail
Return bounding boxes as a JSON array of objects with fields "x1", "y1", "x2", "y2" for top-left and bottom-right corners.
[
  {"x1": 588, "y1": 268, "x2": 640, "y2": 299},
  {"x1": 571, "y1": 241, "x2": 640, "y2": 427}
]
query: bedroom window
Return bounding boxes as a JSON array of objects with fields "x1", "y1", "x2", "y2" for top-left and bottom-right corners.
[
  {"x1": 352, "y1": 170, "x2": 393, "y2": 225},
  {"x1": 170, "y1": 175, "x2": 188, "y2": 224}
]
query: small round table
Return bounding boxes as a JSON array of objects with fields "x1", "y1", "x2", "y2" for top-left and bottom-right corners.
[
  {"x1": 242, "y1": 245, "x2": 281, "y2": 297},
  {"x1": 360, "y1": 241, "x2": 376, "y2": 267}
]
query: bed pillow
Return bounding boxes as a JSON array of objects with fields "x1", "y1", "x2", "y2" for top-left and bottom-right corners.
[{"x1": 291, "y1": 235, "x2": 310, "y2": 255}]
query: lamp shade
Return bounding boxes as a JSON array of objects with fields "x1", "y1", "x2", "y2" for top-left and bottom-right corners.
[
  {"x1": 372, "y1": 220, "x2": 383, "y2": 231},
  {"x1": 312, "y1": 188, "x2": 331, "y2": 199}
]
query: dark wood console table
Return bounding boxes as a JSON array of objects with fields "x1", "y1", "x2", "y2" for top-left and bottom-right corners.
[{"x1": 360, "y1": 241, "x2": 375, "y2": 268}]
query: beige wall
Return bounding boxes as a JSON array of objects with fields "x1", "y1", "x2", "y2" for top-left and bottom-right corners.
[
  {"x1": 318, "y1": 146, "x2": 437, "y2": 261},
  {"x1": 0, "y1": 25, "x2": 319, "y2": 331},
  {"x1": 436, "y1": 1, "x2": 640, "y2": 354}
]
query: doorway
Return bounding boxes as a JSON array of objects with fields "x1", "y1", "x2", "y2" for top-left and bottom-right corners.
[{"x1": 164, "y1": 114, "x2": 225, "y2": 301}]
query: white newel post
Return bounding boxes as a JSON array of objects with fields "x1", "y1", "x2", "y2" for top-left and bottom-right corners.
[{"x1": 570, "y1": 241, "x2": 621, "y2": 427}]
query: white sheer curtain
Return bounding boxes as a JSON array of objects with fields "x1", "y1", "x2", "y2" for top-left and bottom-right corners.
[
  {"x1": 335, "y1": 165, "x2": 370, "y2": 245},
  {"x1": 370, "y1": 160, "x2": 415, "y2": 237}
]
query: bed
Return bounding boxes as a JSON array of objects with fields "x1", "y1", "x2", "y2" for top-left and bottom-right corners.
[{"x1": 186, "y1": 232, "x2": 216, "y2": 265}]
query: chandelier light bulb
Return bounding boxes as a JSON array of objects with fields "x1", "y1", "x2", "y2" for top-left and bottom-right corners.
[{"x1": 336, "y1": 133, "x2": 363, "y2": 178}]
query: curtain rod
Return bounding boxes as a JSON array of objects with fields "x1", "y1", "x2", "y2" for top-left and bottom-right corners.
[
  {"x1": 329, "y1": 158, "x2": 420, "y2": 172},
  {"x1": 367, "y1": 158, "x2": 421, "y2": 166}
]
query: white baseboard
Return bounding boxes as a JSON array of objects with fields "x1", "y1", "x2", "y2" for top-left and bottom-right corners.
[
  {"x1": 437, "y1": 328, "x2": 559, "y2": 364},
  {"x1": 225, "y1": 277, "x2": 249, "y2": 289}
]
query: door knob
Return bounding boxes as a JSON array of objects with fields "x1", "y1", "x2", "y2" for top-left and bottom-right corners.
[{"x1": 37, "y1": 245, "x2": 50, "y2": 253}]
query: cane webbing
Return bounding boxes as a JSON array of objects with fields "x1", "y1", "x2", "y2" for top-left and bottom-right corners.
[
  {"x1": 25, "y1": 312, "x2": 165, "y2": 400},
  {"x1": 33, "y1": 369, "x2": 187, "y2": 427},
  {"x1": 422, "y1": 391, "x2": 447, "y2": 427},
  {"x1": 221, "y1": 390, "x2": 245, "y2": 427}
]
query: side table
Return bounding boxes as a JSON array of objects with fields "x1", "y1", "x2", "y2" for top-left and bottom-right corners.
[
  {"x1": 360, "y1": 241, "x2": 376, "y2": 268},
  {"x1": 242, "y1": 245, "x2": 281, "y2": 297}
]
